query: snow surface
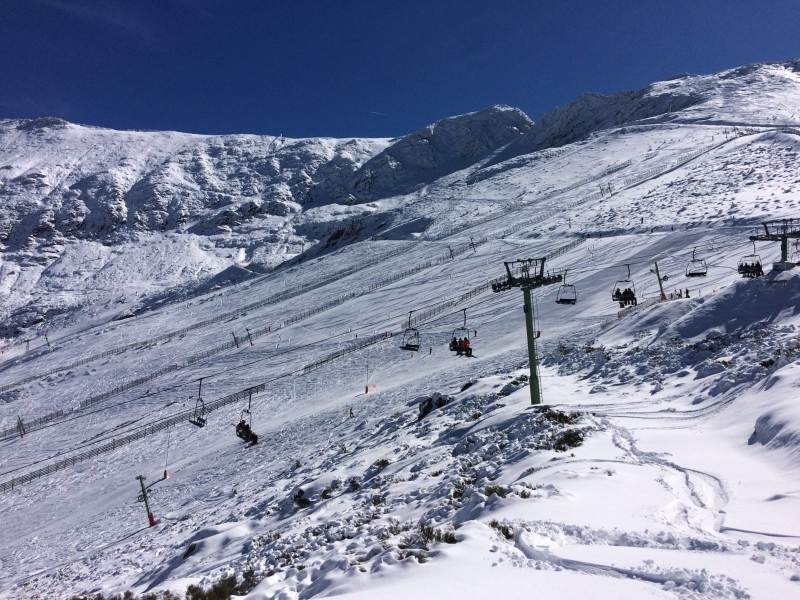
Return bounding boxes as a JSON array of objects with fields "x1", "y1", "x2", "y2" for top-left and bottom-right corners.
[{"x1": 2, "y1": 60, "x2": 800, "y2": 599}]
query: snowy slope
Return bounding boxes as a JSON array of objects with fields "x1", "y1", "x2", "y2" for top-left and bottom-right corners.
[{"x1": 2, "y1": 59, "x2": 800, "y2": 599}]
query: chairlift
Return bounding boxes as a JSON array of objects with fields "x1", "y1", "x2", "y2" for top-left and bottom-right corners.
[
  {"x1": 611, "y1": 264, "x2": 637, "y2": 308},
  {"x1": 189, "y1": 398, "x2": 207, "y2": 428},
  {"x1": 555, "y1": 270, "x2": 578, "y2": 305},
  {"x1": 685, "y1": 247, "x2": 708, "y2": 277},
  {"x1": 188, "y1": 379, "x2": 207, "y2": 428},
  {"x1": 737, "y1": 241, "x2": 763, "y2": 278},
  {"x1": 399, "y1": 311, "x2": 421, "y2": 352},
  {"x1": 235, "y1": 389, "x2": 258, "y2": 445},
  {"x1": 448, "y1": 309, "x2": 473, "y2": 357}
]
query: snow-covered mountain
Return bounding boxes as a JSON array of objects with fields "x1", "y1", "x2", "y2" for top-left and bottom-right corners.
[
  {"x1": 2, "y1": 60, "x2": 800, "y2": 341},
  {"x1": 2, "y1": 59, "x2": 800, "y2": 600}
]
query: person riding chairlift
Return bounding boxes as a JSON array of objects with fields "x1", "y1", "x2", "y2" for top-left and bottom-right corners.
[{"x1": 236, "y1": 419, "x2": 258, "y2": 444}]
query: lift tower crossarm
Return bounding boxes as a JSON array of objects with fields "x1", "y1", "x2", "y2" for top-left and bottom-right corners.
[{"x1": 749, "y1": 218, "x2": 800, "y2": 271}]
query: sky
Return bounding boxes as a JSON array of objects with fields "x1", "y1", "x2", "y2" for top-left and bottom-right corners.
[{"x1": 1, "y1": 0, "x2": 799, "y2": 138}]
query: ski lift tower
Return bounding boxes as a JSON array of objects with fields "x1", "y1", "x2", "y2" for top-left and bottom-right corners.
[
  {"x1": 749, "y1": 218, "x2": 800, "y2": 272},
  {"x1": 493, "y1": 258, "x2": 564, "y2": 406}
]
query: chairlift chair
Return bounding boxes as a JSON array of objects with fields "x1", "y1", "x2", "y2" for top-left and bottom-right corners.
[
  {"x1": 235, "y1": 389, "x2": 258, "y2": 444},
  {"x1": 611, "y1": 264, "x2": 637, "y2": 308},
  {"x1": 685, "y1": 247, "x2": 708, "y2": 277},
  {"x1": 737, "y1": 241, "x2": 763, "y2": 278},
  {"x1": 555, "y1": 270, "x2": 578, "y2": 305},
  {"x1": 399, "y1": 311, "x2": 421, "y2": 351},
  {"x1": 448, "y1": 309, "x2": 473, "y2": 356},
  {"x1": 189, "y1": 398, "x2": 207, "y2": 428},
  {"x1": 188, "y1": 379, "x2": 207, "y2": 427}
]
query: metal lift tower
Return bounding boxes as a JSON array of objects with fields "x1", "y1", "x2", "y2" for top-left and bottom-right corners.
[{"x1": 749, "y1": 219, "x2": 800, "y2": 272}]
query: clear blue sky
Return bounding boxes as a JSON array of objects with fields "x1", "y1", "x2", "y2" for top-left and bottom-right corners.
[{"x1": 1, "y1": 0, "x2": 798, "y2": 138}]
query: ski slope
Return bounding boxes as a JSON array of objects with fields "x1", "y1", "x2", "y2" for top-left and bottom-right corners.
[{"x1": 2, "y1": 60, "x2": 800, "y2": 599}]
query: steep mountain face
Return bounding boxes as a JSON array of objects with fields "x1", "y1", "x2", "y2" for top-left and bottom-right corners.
[{"x1": 344, "y1": 105, "x2": 533, "y2": 201}]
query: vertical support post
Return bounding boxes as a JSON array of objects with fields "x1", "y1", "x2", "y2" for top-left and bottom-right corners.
[
  {"x1": 522, "y1": 287, "x2": 542, "y2": 405},
  {"x1": 45, "y1": 334, "x2": 50, "y2": 348},
  {"x1": 136, "y1": 475, "x2": 156, "y2": 527},
  {"x1": 25, "y1": 341, "x2": 29, "y2": 353},
  {"x1": 17, "y1": 416, "x2": 25, "y2": 438},
  {"x1": 232, "y1": 332, "x2": 239, "y2": 348},
  {"x1": 781, "y1": 235, "x2": 789, "y2": 263},
  {"x1": 654, "y1": 261, "x2": 666, "y2": 300},
  {"x1": 246, "y1": 328, "x2": 254, "y2": 346}
]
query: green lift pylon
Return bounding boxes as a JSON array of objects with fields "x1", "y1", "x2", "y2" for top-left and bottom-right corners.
[{"x1": 522, "y1": 286, "x2": 542, "y2": 405}]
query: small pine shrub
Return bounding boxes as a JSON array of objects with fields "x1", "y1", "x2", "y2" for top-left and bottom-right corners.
[
  {"x1": 401, "y1": 524, "x2": 458, "y2": 550},
  {"x1": 452, "y1": 481, "x2": 465, "y2": 500},
  {"x1": 185, "y1": 574, "x2": 239, "y2": 600},
  {"x1": 489, "y1": 519, "x2": 514, "y2": 540},
  {"x1": 552, "y1": 429, "x2": 584, "y2": 452},
  {"x1": 373, "y1": 458, "x2": 391, "y2": 469},
  {"x1": 293, "y1": 489, "x2": 310, "y2": 508},
  {"x1": 519, "y1": 489, "x2": 532, "y2": 499},
  {"x1": 541, "y1": 408, "x2": 581, "y2": 425},
  {"x1": 484, "y1": 485, "x2": 507, "y2": 499},
  {"x1": 320, "y1": 481, "x2": 340, "y2": 500}
]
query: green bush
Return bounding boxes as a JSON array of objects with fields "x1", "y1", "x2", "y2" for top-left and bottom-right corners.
[
  {"x1": 489, "y1": 519, "x2": 514, "y2": 540},
  {"x1": 484, "y1": 485, "x2": 507, "y2": 499},
  {"x1": 293, "y1": 489, "x2": 311, "y2": 508},
  {"x1": 552, "y1": 429, "x2": 584, "y2": 452}
]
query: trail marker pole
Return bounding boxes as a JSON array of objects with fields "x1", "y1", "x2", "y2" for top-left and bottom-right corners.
[
  {"x1": 17, "y1": 416, "x2": 25, "y2": 438},
  {"x1": 246, "y1": 328, "x2": 254, "y2": 346},
  {"x1": 136, "y1": 475, "x2": 156, "y2": 527},
  {"x1": 522, "y1": 287, "x2": 542, "y2": 405},
  {"x1": 164, "y1": 429, "x2": 171, "y2": 479},
  {"x1": 232, "y1": 332, "x2": 239, "y2": 349},
  {"x1": 44, "y1": 334, "x2": 50, "y2": 348}
]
